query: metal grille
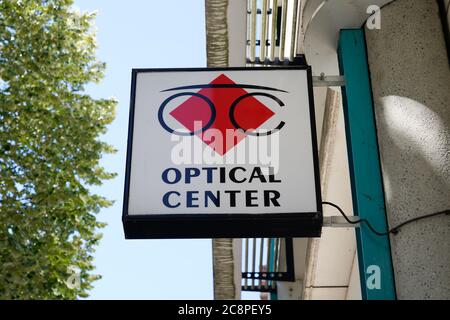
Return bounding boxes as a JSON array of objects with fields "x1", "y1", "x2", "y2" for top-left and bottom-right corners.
[
  {"x1": 241, "y1": 238, "x2": 294, "y2": 293},
  {"x1": 247, "y1": 0, "x2": 301, "y2": 65}
]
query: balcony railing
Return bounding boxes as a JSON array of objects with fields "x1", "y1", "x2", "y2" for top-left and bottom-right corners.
[
  {"x1": 241, "y1": 238, "x2": 295, "y2": 293},
  {"x1": 246, "y1": 0, "x2": 302, "y2": 65}
]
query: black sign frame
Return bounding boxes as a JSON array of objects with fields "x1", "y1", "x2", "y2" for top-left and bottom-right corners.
[{"x1": 122, "y1": 67, "x2": 322, "y2": 239}]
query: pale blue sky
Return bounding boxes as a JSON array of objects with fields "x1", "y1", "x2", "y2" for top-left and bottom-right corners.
[{"x1": 73, "y1": 0, "x2": 214, "y2": 299}]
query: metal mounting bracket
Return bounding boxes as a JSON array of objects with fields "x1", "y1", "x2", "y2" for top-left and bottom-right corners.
[
  {"x1": 322, "y1": 216, "x2": 360, "y2": 228},
  {"x1": 313, "y1": 74, "x2": 346, "y2": 87}
]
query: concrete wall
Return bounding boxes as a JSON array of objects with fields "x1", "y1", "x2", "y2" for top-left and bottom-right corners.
[
  {"x1": 446, "y1": 0, "x2": 450, "y2": 28},
  {"x1": 365, "y1": 0, "x2": 450, "y2": 299},
  {"x1": 302, "y1": 89, "x2": 361, "y2": 300}
]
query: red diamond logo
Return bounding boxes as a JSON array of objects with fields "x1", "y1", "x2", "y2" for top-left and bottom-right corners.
[{"x1": 169, "y1": 74, "x2": 275, "y2": 155}]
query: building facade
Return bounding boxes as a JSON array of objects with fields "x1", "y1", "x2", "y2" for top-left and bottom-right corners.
[{"x1": 207, "y1": 0, "x2": 450, "y2": 300}]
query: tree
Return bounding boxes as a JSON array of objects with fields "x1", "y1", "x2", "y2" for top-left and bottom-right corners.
[{"x1": 0, "y1": 0, "x2": 116, "y2": 299}]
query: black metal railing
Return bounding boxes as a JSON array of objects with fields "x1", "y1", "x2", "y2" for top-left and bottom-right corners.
[{"x1": 241, "y1": 238, "x2": 295, "y2": 293}]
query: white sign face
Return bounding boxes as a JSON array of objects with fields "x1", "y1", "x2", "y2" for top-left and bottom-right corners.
[{"x1": 123, "y1": 67, "x2": 322, "y2": 239}]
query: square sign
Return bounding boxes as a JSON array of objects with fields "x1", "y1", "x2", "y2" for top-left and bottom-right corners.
[{"x1": 123, "y1": 67, "x2": 322, "y2": 239}]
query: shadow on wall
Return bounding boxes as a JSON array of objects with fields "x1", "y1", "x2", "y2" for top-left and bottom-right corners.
[
  {"x1": 375, "y1": 95, "x2": 450, "y2": 223},
  {"x1": 373, "y1": 94, "x2": 450, "y2": 300},
  {"x1": 365, "y1": 0, "x2": 450, "y2": 223},
  {"x1": 365, "y1": 0, "x2": 450, "y2": 299}
]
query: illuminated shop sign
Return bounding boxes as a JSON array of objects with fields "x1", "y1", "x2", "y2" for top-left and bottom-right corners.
[{"x1": 123, "y1": 67, "x2": 322, "y2": 239}]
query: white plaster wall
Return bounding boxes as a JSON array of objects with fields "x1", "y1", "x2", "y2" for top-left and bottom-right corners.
[
  {"x1": 345, "y1": 252, "x2": 362, "y2": 300},
  {"x1": 303, "y1": 89, "x2": 361, "y2": 300},
  {"x1": 365, "y1": 0, "x2": 450, "y2": 299}
]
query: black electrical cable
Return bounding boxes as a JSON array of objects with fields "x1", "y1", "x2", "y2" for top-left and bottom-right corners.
[{"x1": 322, "y1": 201, "x2": 450, "y2": 237}]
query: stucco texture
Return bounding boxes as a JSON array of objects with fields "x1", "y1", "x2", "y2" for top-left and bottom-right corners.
[{"x1": 365, "y1": 0, "x2": 450, "y2": 299}]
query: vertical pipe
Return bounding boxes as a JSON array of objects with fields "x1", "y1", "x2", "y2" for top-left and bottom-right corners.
[
  {"x1": 244, "y1": 238, "x2": 249, "y2": 289},
  {"x1": 272, "y1": 238, "x2": 280, "y2": 289},
  {"x1": 274, "y1": 238, "x2": 280, "y2": 272},
  {"x1": 260, "y1": 0, "x2": 269, "y2": 62},
  {"x1": 246, "y1": 0, "x2": 251, "y2": 62},
  {"x1": 269, "y1": 0, "x2": 278, "y2": 62},
  {"x1": 252, "y1": 238, "x2": 256, "y2": 289},
  {"x1": 279, "y1": 0, "x2": 288, "y2": 61},
  {"x1": 250, "y1": 0, "x2": 257, "y2": 62},
  {"x1": 289, "y1": 0, "x2": 299, "y2": 61},
  {"x1": 259, "y1": 238, "x2": 264, "y2": 284},
  {"x1": 266, "y1": 238, "x2": 272, "y2": 289}
]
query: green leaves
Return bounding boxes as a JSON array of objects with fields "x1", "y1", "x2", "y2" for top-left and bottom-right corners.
[{"x1": 0, "y1": 0, "x2": 116, "y2": 299}]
